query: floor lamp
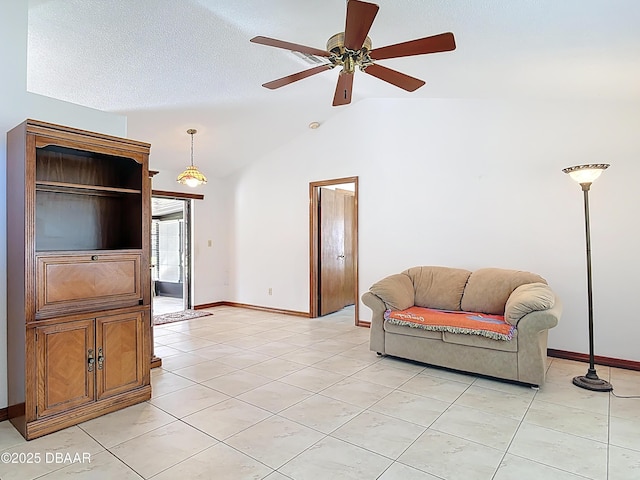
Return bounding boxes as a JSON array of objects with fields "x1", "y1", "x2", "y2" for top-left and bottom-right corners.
[{"x1": 562, "y1": 164, "x2": 612, "y2": 392}]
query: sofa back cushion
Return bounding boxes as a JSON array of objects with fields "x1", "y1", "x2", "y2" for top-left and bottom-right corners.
[
  {"x1": 403, "y1": 266, "x2": 472, "y2": 311},
  {"x1": 461, "y1": 268, "x2": 547, "y2": 315}
]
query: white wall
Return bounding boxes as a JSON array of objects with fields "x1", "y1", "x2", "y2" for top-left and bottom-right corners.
[
  {"x1": 148, "y1": 171, "x2": 231, "y2": 306},
  {"x1": 1, "y1": 1, "x2": 127, "y2": 409},
  {"x1": 0, "y1": 0, "x2": 27, "y2": 414},
  {"x1": 229, "y1": 97, "x2": 640, "y2": 362},
  {"x1": 25, "y1": 92, "x2": 126, "y2": 137}
]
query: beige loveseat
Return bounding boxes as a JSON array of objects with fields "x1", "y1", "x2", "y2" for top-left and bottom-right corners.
[{"x1": 362, "y1": 266, "x2": 562, "y2": 386}]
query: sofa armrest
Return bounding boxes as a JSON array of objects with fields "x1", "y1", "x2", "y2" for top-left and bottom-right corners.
[
  {"x1": 515, "y1": 297, "x2": 562, "y2": 385},
  {"x1": 504, "y1": 282, "x2": 556, "y2": 326},
  {"x1": 362, "y1": 291, "x2": 387, "y2": 354},
  {"x1": 369, "y1": 273, "x2": 415, "y2": 311},
  {"x1": 516, "y1": 297, "x2": 562, "y2": 333}
]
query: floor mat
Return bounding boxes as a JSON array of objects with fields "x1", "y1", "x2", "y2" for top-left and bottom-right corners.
[{"x1": 153, "y1": 309, "x2": 213, "y2": 325}]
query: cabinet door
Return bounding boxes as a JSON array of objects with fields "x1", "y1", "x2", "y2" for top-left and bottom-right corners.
[
  {"x1": 36, "y1": 320, "x2": 95, "y2": 418},
  {"x1": 36, "y1": 253, "x2": 142, "y2": 319},
  {"x1": 95, "y1": 312, "x2": 144, "y2": 400}
]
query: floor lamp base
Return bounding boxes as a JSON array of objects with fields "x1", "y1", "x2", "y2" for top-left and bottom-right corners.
[{"x1": 572, "y1": 375, "x2": 613, "y2": 392}]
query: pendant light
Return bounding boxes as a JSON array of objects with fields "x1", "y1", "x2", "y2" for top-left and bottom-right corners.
[{"x1": 177, "y1": 128, "x2": 207, "y2": 187}]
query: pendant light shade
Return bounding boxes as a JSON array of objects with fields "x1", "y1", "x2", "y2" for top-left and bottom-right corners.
[{"x1": 177, "y1": 129, "x2": 207, "y2": 187}]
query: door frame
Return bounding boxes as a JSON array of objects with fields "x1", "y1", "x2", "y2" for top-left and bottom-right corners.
[
  {"x1": 309, "y1": 176, "x2": 361, "y2": 325},
  {"x1": 151, "y1": 190, "x2": 203, "y2": 309}
]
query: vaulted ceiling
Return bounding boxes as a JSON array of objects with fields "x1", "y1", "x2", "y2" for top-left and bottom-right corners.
[{"x1": 27, "y1": 0, "x2": 640, "y2": 178}]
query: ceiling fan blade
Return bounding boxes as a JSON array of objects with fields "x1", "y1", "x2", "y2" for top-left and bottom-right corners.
[
  {"x1": 343, "y1": 0, "x2": 379, "y2": 50},
  {"x1": 363, "y1": 63, "x2": 425, "y2": 92},
  {"x1": 333, "y1": 71, "x2": 354, "y2": 106},
  {"x1": 262, "y1": 65, "x2": 333, "y2": 90},
  {"x1": 250, "y1": 36, "x2": 331, "y2": 57},
  {"x1": 370, "y1": 32, "x2": 456, "y2": 60}
]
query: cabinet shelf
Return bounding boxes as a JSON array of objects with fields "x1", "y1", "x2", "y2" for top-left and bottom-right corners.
[{"x1": 35, "y1": 181, "x2": 141, "y2": 196}]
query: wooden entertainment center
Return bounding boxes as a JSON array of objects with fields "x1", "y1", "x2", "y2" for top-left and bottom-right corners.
[{"x1": 6, "y1": 119, "x2": 152, "y2": 440}]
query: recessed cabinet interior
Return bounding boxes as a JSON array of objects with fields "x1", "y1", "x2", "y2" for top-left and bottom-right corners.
[
  {"x1": 35, "y1": 144, "x2": 143, "y2": 252},
  {"x1": 7, "y1": 119, "x2": 152, "y2": 440}
]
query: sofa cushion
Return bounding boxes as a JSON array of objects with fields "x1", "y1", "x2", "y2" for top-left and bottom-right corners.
[
  {"x1": 461, "y1": 268, "x2": 547, "y2": 315},
  {"x1": 442, "y1": 330, "x2": 518, "y2": 352},
  {"x1": 385, "y1": 307, "x2": 514, "y2": 341},
  {"x1": 384, "y1": 319, "x2": 442, "y2": 340},
  {"x1": 369, "y1": 273, "x2": 414, "y2": 311},
  {"x1": 504, "y1": 282, "x2": 555, "y2": 326},
  {"x1": 403, "y1": 266, "x2": 471, "y2": 311}
]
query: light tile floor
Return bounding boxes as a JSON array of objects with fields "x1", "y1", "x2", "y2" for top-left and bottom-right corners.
[
  {"x1": 1, "y1": 305, "x2": 639, "y2": 479},
  {"x1": 152, "y1": 295, "x2": 184, "y2": 316}
]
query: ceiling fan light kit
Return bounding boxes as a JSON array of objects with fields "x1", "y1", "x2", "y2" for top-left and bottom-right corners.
[
  {"x1": 177, "y1": 128, "x2": 208, "y2": 188},
  {"x1": 250, "y1": 0, "x2": 456, "y2": 106}
]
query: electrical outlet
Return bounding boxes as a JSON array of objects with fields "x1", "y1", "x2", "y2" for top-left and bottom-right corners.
[
  {"x1": 268, "y1": 288, "x2": 272, "y2": 295},
  {"x1": 207, "y1": 239, "x2": 212, "y2": 247}
]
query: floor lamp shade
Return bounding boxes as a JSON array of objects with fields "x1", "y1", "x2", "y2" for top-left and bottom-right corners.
[{"x1": 562, "y1": 164, "x2": 612, "y2": 392}]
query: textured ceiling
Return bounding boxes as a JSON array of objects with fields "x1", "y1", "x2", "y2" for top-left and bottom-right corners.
[{"x1": 27, "y1": 0, "x2": 640, "y2": 178}]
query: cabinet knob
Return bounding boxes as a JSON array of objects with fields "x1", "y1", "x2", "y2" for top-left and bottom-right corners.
[{"x1": 91, "y1": 255, "x2": 99, "y2": 261}]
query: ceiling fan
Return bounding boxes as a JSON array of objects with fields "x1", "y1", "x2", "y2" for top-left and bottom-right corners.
[{"x1": 250, "y1": 0, "x2": 456, "y2": 106}]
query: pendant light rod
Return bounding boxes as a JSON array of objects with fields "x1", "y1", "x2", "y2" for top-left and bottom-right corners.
[{"x1": 187, "y1": 129, "x2": 197, "y2": 166}]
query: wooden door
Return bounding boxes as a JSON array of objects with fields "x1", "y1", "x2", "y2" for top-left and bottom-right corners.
[
  {"x1": 36, "y1": 319, "x2": 95, "y2": 418},
  {"x1": 319, "y1": 187, "x2": 345, "y2": 315},
  {"x1": 338, "y1": 189, "x2": 356, "y2": 308},
  {"x1": 95, "y1": 312, "x2": 144, "y2": 400},
  {"x1": 310, "y1": 177, "x2": 359, "y2": 323}
]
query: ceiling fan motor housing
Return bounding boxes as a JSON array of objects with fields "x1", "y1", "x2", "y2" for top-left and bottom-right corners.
[{"x1": 327, "y1": 32, "x2": 374, "y2": 73}]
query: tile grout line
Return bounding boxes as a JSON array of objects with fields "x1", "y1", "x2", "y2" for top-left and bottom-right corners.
[{"x1": 488, "y1": 382, "x2": 538, "y2": 479}]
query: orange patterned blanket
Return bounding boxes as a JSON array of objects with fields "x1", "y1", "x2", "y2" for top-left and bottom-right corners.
[{"x1": 385, "y1": 306, "x2": 514, "y2": 341}]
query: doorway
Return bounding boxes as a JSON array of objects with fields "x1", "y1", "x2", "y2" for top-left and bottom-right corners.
[
  {"x1": 309, "y1": 176, "x2": 360, "y2": 325},
  {"x1": 151, "y1": 196, "x2": 192, "y2": 315}
]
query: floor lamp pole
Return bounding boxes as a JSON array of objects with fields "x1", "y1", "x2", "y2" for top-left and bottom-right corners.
[
  {"x1": 563, "y1": 164, "x2": 612, "y2": 392},
  {"x1": 582, "y1": 184, "x2": 598, "y2": 378}
]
